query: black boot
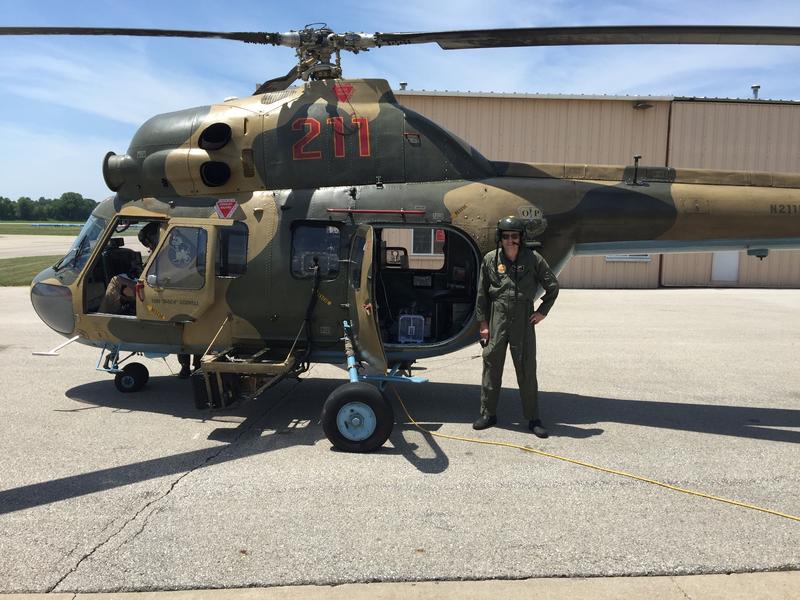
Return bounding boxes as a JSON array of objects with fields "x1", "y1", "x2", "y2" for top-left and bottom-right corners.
[
  {"x1": 177, "y1": 354, "x2": 191, "y2": 379},
  {"x1": 529, "y1": 419, "x2": 548, "y2": 438},
  {"x1": 472, "y1": 415, "x2": 497, "y2": 430}
]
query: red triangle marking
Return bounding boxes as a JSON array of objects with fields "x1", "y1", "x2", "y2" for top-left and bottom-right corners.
[{"x1": 333, "y1": 83, "x2": 354, "y2": 103}]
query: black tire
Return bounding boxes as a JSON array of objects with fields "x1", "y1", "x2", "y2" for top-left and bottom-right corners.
[
  {"x1": 321, "y1": 382, "x2": 393, "y2": 453},
  {"x1": 114, "y1": 362, "x2": 149, "y2": 393}
]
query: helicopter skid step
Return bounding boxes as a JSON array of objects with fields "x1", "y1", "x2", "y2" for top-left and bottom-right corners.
[{"x1": 192, "y1": 347, "x2": 300, "y2": 410}]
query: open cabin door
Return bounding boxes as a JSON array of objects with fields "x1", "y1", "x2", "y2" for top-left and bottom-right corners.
[
  {"x1": 348, "y1": 225, "x2": 387, "y2": 373},
  {"x1": 136, "y1": 221, "x2": 216, "y2": 323}
]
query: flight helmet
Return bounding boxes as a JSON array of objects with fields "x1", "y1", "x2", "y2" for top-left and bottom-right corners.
[
  {"x1": 138, "y1": 222, "x2": 161, "y2": 249},
  {"x1": 495, "y1": 215, "x2": 526, "y2": 243}
]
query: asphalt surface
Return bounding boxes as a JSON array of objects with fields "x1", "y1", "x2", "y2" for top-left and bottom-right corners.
[{"x1": 0, "y1": 286, "x2": 798, "y2": 593}]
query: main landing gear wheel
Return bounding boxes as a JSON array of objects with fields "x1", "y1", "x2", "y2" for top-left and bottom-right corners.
[
  {"x1": 321, "y1": 382, "x2": 394, "y2": 453},
  {"x1": 114, "y1": 362, "x2": 149, "y2": 393}
]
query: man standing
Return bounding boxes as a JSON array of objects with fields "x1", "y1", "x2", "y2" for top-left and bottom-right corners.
[{"x1": 473, "y1": 216, "x2": 559, "y2": 438}]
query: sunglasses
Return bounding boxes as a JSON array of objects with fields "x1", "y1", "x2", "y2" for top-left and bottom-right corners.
[{"x1": 501, "y1": 233, "x2": 520, "y2": 240}]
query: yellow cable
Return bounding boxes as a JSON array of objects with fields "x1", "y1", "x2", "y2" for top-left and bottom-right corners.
[{"x1": 390, "y1": 386, "x2": 800, "y2": 524}]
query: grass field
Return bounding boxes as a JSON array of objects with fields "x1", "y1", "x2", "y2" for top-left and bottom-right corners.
[
  {"x1": 0, "y1": 255, "x2": 62, "y2": 286},
  {"x1": 0, "y1": 221, "x2": 139, "y2": 236},
  {"x1": 0, "y1": 222, "x2": 82, "y2": 236}
]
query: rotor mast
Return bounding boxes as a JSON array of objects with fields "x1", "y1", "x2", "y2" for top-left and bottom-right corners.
[{"x1": 263, "y1": 25, "x2": 378, "y2": 83}]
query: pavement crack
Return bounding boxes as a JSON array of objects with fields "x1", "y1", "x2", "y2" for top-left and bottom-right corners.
[
  {"x1": 671, "y1": 577, "x2": 692, "y2": 599},
  {"x1": 49, "y1": 379, "x2": 302, "y2": 592},
  {"x1": 118, "y1": 379, "x2": 303, "y2": 550}
]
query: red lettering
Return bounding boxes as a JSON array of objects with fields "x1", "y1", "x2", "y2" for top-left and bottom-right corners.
[
  {"x1": 326, "y1": 117, "x2": 346, "y2": 158},
  {"x1": 352, "y1": 117, "x2": 371, "y2": 157},
  {"x1": 292, "y1": 118, "x2": 322, "y2": 160}
]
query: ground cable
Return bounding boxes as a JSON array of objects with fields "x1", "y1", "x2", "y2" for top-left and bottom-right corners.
[{"x1": 390, "y1": 386, "x2": 800, "y2": 524}]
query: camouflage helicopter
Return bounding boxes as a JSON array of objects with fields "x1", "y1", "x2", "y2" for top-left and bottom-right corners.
[{"x1": 7, "y1": 24, "x2": 800, "y2": 452}]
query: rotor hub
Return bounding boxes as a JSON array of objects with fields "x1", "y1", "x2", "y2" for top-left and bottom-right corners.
[{"x1": 270, "y1": 25, "x2": 378, "y2": 81}]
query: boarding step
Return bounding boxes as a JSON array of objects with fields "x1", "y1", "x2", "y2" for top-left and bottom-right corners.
[{"x1": 191, "y1": 346, "x2": 301, "y2": 410}]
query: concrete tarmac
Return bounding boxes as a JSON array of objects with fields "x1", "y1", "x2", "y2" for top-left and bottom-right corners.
[
  {"x1": 0, "y1": 235, "x2": 79, "y2": 259},
  {"x1": 1, "y1": 571, "x2": 798, "y2": 599},
  {"x1": 0, "y1": 287, "x2": 798, "y2": 595},
  {"x1": 0, "y1": 235, "x2": 146, "y2": 259}
]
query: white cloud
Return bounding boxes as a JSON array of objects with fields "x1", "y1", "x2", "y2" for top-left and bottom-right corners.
[
  {"x1": 529, "y1": 44, "x2": 799, "y2": 97},
  {"x1": 0, "y1": 40, "x2": 245, "y2": 125}
]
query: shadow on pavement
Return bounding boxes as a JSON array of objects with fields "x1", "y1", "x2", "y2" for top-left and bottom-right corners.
[{"x1": 1, "y1": 376, "x2": 796, "y2": 515}]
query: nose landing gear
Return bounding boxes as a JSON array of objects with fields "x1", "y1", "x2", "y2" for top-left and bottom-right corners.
[
  {"x1": 98, "y1": 346, "x2": 152, "y2": 393},
  {"x1": 114, "y1": 362, "x2": 150, "y2": 393}
]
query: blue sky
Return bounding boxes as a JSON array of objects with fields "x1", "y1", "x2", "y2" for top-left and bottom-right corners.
[{"x1": 2, "y1": 0, "x2": 800, "y2": 203}]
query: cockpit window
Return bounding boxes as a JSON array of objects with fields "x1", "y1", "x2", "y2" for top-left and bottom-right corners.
[
  {"x1": 148, "y1": 226, "x2": 207, "y2": 290},
  {"x1": 55, "y1": 215, "x2": 107, "y2": 272}
]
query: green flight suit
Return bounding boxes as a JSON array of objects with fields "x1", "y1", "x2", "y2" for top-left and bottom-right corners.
[{"x1": 475, "y1": 246, "x2": 559, "y2": 420}]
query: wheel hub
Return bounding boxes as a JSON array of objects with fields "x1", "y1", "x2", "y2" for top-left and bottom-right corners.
[{"x1": 336, "y1": 401, "x2": 377, "y2": 442}]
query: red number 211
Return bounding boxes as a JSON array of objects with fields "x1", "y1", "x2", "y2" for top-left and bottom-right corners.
[{"x1": 292, "y1": 117, "x2": 370, "y2": 160}]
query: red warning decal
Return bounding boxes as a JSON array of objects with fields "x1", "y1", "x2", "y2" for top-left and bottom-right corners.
[
  {"x1": 333, "y1": 83, "x2": 354, "y2": 103},
  {"x1": 215, "y1": 199, "x2": 238, "y2": 219}
]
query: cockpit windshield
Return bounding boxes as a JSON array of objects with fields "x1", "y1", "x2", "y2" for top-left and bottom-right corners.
[{"x1": 54, "y1": 215, "x2": 107, "y2": 272}]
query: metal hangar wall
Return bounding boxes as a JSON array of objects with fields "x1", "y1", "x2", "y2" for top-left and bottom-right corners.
[{"x1": 395, "y1": 89, "x2": 800, "y2": 289}]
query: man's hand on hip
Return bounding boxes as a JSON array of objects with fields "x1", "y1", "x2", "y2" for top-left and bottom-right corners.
[
  {"x1": 530, "y1": 312, "x2": 546, "y2": 325},
  {"x1": 479, "y1": 321, "x2": 489, "y2": 346}
]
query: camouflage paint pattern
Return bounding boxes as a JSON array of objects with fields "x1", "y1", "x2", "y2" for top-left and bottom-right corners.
[{"x1": 31, "y1": 78, "x2": 800, "y2": 368}]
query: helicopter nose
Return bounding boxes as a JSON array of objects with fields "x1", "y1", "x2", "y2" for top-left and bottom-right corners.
[{"x1": 30, "y1": 269, "x2": 74, "y2": 335}]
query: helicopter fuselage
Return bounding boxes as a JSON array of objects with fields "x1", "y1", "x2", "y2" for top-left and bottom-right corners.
[{"x1": 29, "y1": 78, "x2": 800, "y2": 368}]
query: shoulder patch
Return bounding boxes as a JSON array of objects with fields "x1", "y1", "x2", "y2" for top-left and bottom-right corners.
[{"x1": 497, "y1": 263, "x2": 506, "y2": 274}]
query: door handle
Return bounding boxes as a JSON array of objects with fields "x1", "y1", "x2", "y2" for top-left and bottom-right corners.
[{"x1": 146, "y1": 273, "x2": 167, "y2": 291}]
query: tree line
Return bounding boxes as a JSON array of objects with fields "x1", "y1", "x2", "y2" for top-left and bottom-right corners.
[{"x1": 0, "y1": 193, "x2": 97, "y2": 222}]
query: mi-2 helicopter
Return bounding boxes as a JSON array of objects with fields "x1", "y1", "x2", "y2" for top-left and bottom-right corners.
[{"x1": 7, "y1": 24, "x2": 800, "y2": 452}]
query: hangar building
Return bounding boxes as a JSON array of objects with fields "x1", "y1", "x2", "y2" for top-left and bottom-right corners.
[{"x1": 395, "y1": 89, "x2": 800, "y2": 288}]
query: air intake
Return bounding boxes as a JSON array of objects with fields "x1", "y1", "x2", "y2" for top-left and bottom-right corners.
[
  {"x1": 200, "y1": 161, "x2": 231, "y2": 187},
  {"x1": 198, "y1": 123, "x2": 232, "y2": 151}
]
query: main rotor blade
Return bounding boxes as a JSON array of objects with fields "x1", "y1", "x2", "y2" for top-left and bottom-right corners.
[
  {"x1": 375, "y1": 25, "x2": 800, "y2": 49},
  {"x1": 0, "y1": 26, "x2": 275, "y2": 45}
]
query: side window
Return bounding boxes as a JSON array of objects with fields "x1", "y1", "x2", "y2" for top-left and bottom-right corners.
[
  {"x1": 216, "y1": 222, "x2": 248, "y2": 277},
  {"x1": 149, "y1": 227, "x2": 207, "y2": 290},
  {"x1": 291, "y1": 224, "x2": 341, "y2": 279},
  {"x1": 383, "y1": 227, "x2": 445, "y2": 270}
]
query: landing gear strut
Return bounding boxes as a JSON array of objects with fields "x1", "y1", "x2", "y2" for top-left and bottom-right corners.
[
  {"x1": 97, "y1": 346, "x2": 152, "y2": 393},
  {"x1": 320, "y1": 321, "x2": 427, "y2": 453}
]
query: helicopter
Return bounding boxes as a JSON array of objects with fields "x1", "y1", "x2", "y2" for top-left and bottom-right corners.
[{"x1": 6, "y1": 24, "x2": 800, "y2": 452}]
